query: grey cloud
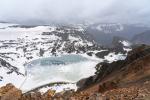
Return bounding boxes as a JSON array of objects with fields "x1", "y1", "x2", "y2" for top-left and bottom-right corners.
[{"x1": 0, "y1": 0, "x2": 150, "y2": 25}]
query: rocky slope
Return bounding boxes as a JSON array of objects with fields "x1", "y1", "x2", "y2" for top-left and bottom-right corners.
[{"x1": 76, "y1": 44, "x2": 150, "y2": 99}]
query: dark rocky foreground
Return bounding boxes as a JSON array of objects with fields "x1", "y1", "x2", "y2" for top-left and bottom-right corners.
[{"x1": 0, "y1": 45, "x2": 150, "y2": 100}]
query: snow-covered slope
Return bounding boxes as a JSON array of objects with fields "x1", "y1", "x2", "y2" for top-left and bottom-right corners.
[
  {"x1": 0, "y1": 23, "x2": 100, "y2": 88},
  {"x1": 0, "y1": 58, "x2": 25, "y2": 87},
  {"x1": 0, "y1": 23, "x2": 131, "y2": 92}
]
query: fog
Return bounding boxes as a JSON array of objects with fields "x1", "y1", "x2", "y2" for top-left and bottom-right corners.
[{"x1": 0, "y1": 0, "x2": 150, "y2": 25}]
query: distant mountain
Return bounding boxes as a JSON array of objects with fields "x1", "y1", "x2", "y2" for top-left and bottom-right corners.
[
  {"x1": 86, "y1": 23, "x2": 150, "y2": 46},
  {"x1": 132, "y1": 30, "x2": 150, "y2": 45}
]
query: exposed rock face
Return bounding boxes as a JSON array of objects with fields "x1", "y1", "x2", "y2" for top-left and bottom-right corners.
[
  {"x1": 0, "y1": 83, "x2": 22, "y2": 100},
  {"x1": 95, "y1": 51, "x2": 110, "y2": 58},
  {"x1": 76, "y1": 45, "x2": 150, "y2": 99},
  {"x1": 42, "y1": 90, "x2": 55, "y2": 100},
  {"x1": 21, "y1": 92, "x2": 43, "y2": 100},
  {"x1": 0, "y1": 84, "x2": 55, "y2": 100}
]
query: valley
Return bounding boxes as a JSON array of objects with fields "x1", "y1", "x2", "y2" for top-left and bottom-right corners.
[{"x1": 0, "y1": 22, "x2": 150, "y2": 100}]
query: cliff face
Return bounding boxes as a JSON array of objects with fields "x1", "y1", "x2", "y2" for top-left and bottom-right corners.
[{"x1": 0, "y1": 45, "x2": 150, "y2": 100}]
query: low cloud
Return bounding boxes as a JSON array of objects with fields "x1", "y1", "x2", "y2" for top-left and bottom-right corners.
[{"x1": 0, "y1": 0, "x2": 150, "y2": 25}]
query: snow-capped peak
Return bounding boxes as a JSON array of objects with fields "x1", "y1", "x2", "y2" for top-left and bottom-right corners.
[{"x1": 94, "y1": 23, "x2": 124, "y2": 33}]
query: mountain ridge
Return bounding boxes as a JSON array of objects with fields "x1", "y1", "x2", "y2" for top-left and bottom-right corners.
[{"x1": 132, "y1": 30, "x2": 150, "y2": 45}]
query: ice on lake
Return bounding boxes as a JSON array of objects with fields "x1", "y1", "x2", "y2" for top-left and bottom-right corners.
[{"x1": 21, "y1": 54, "x2": 98, "y2": 91}]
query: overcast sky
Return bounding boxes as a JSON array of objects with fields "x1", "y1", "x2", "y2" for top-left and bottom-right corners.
[{"x1": 0, "y1": 0, "x2": 150, "y2": 25}]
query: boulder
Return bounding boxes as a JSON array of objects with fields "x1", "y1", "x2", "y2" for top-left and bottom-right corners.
[{"x1": 0, "y1": 83, "x2": 22, "y2": 100}]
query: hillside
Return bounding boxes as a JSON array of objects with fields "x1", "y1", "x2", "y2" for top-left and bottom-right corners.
[{"x1": 76, "y1": 44, "x2": 150, "y2": 99}]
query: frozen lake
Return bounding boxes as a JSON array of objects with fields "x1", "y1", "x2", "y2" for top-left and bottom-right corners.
[{"x1": 21, "y1": 54, "x2": 98, "y2": 91}]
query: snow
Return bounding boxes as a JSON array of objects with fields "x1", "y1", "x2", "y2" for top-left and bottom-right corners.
[
  {"x1": 20, "y1": 55, "x2": 99, "y2": 92},
  {"x1": 0, "y1": 25, "x2": 51, "y2": 40},
  {"x1": 0, "y1": 22, "x2": 128, "y2": 93},
  {"x1": 0, "y1": 67, "x2": 25, "y2": 89},
  {"x1": 0, "y1": 22, "x2": 99, "y2": 92},
  {"x1": 39, "y1": 83, "x2": 77, "y2": 93},
  {"x1": 120, "y1": 40, "x2": 132, "y2": 52},
  {"x1": 68, "y1": 35, "x2": 81, "y2": 41},
  {"x1": 121, "y1": 41, "x2": 131, "y2": 47},
  {"x1": 104, "y1": 52, "x2": 126, "y2": 63},
  {"x1": 0, "y1": 23, "x2": 17, "y2": 29}
]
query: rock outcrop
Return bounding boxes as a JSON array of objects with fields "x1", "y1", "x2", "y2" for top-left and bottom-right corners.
[{"x1": 0, "y1": 83, "x2": 22, "y2": 100}]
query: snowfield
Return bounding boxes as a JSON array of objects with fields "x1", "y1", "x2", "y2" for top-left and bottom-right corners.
[{"x1": 0, "y1": 22, "x2": 130, "y2": 93}]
